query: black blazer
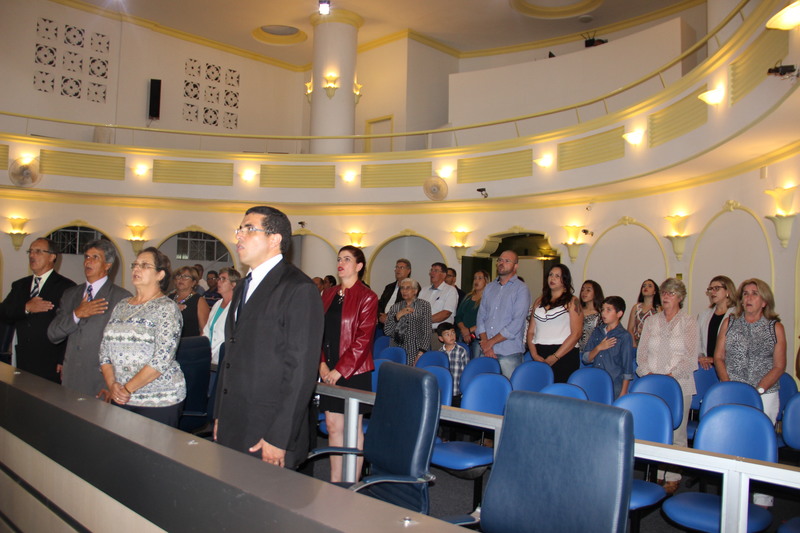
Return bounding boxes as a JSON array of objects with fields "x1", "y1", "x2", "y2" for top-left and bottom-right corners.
[
  {"x1": 377, "y1": 280, "x2": 401, "y2": 317},
  {"x1": 214, "y1": 259, "x2": 324, "y2": 469},
  {"x1": 0, "y1": 271, "x2": 76, "y2": 382}
]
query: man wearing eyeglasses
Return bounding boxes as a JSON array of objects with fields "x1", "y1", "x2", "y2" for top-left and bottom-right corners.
[
  {"x1": 47, "y1": 239, "x2": 131, "y2": 397},
  {"x1": 0, "y1": 237, "x2": 75, "y2": 383},
  {"x1": 213, "y1": 206, "x2": 324, "y2": 470}
]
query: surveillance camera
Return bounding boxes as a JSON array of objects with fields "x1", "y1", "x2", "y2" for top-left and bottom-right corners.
[{"x1": 581, "y1": 229, "x2": 594, "y2": 236}]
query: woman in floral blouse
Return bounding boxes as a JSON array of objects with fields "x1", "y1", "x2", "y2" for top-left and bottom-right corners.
[{"x1": 99, "y1": 247, "x2": 186, "y2": 426}]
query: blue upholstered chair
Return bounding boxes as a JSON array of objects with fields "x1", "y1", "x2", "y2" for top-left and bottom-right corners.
[
  {"x1": 662, "y1": 404, "x2": 777, "y2": 533},
  {"x1": 614, "y1": 392, "x2": 673, "y2": 533},
  {"x1": 378, "y1": 346, "x2": 407, "y2": 365},
  {"x1": 415, "y1": 350, "x2": 450, "y2": 370},
  {"x1": 568, "y1": 367, "x2": 615, "y2": 404},
  {"x1": 373, "y1": 334, "x2": 390, "y2": 355},
  {"x1": 509, "y1": 360, "x2": 553, "y2": 392},
  {"x1": 778, "y1": 372, "x2": 798, "y2": 423},
  {"x1": 699, "y1": 381, "x2": 763, "y2": 418},
  {"x1": 458, "y1": 356, "x2": 501, "y2": 394},
  {"x1": 431, "y1": 373, "x2": 512, "y2": 510},
  {"x1": 309, "y1": 362, "x2": 441, "y2": 514},
  {"x1": 451, "y1": 391, "x2": 634, "y2": 532},
  {"x1": 175, "y1": 336, "x2": 212, "y2": 432},
  {"x1": 629, "y1": 374, "x2": 683, "y2": 430},
  {"x1": 783, "y1": 392, "x2": 800, "y2": 450},
  {"x1": 687, "y1": 365, "x2": 720, "y2": 440},
  {"x1": 424, "y1": 365, "x2": 453, "y2": 407},
  {"x1": 540, "y1": 382, "x2": 588, "y2": 400}
]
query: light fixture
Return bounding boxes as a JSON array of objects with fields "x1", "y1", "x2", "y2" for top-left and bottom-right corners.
[
  {"x1": 128, "y1": 225, "x2": 148, "y2": 254},
  {"x1": 698, "y1": 87, "x2": 725, "y2": 105},
  {"x1": 437, "y1": 166, "x2": 454, "y2": 179},
  {"x1": 132, "y1": 163, "x2": 150, "y2": 177},
  {"x1": 305, "y1": 80, "x2": 313, "y2": 103},
  {"x1": 476, "y1": 188, "x2": 488, "y2": 198},
  {"x1": 561, "y1": 225, "x2": 585, "y2": 263},
  {"x1": 353, "y1": 82, "x2": 363, "y2": 104},
  {"x1": 663, "y1": 214, "x2": 691, "y2": 260},
  {"x1": 6, "y1": 216, "x2": 29, "y2": 251},
  {"x1": 765, "y1": 186, "x2": 797, "y2": 247},
  {"x1": 240, "y1": 168, "x2": 258, "y2": 182},
  {"x1": 340, "y1": 170, "x2": 358, "y2": 183},
  {"x1": 347, "y1": 231, "x2": 365, "y2": 247},
  {"x1": 451, "y1": 230, "x2": 471, "y2": 263},
  {"x1": 665, "y1": 214, "x2": 689, "y2": 236},
  {"x1": 766, "y1": 1, "x2": 800, "y2": 30},
  {"x1": 535, "y1": 153, "x2": 554, "y2": 167},
  {"x1": 318, "y1": 0, "x2": 331, "y2": 16},
  {"x1": 323, "y1": 74, "x2": 338, "y2": 98},
  {"x1": 622, "y1": 129, "x2": 645, "y2": 145},
  {"x1": 664, "y1": 235, "x2": 690, "y2": 261}
]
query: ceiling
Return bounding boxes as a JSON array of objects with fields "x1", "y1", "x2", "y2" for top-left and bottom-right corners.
[{"x1": 77, "y1": 0, "x2": 692, "y2": 68}]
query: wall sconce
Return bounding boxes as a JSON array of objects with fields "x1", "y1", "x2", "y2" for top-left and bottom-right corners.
[
  {"x1": 128, "y1": 225, "x2": 148, "y2": 254},
  {"x1": 132, "y1": 163, "x2": 150, "y2": 177},
  {"x1": 240, "y1": 169, "x2": 258, "y2": 183},
  {"x1": 305, "y1": 80, "x2": 313, "y2": 103},
  {"x1": 561, "y1": 225, "x2": 584, "y2": 263},
  {"x1": 764, "y1": 186, "x2": 797, "y2": 215},
  {"x1": 437, "y1": 166, "x2": 454, "y2": 179},
  {"x1": 663, "y1": 215, "x2": 690, "y2": 260},
  {"x1": 698, "y1": 87, "x2": 725, "y2": 105},
  {"x1": 622, "y1": 129, "x2": 645, "y2": 145},
  {"x1": 353, "y1": 82, "x2": 363, "y2": 105},
  {"x1": 347, "y1": 231, "x2": 365, "y2": 247},
  {"x1": 765, "y1": 214, "x2": 795, "y2": 248},
  {"x1": 535, "y1": 154, "x2": 554, "y2": 168},
  {"x1": 6, "y1": 216, "x2": 29, "y2": 251},
  {"x1": 664, "y1": 235, "x2": 689, "y2": 261},
  {"x1": 341, "y1": 171, "x2": 358, "y2": 183},
  {"x1": 323, "y1": 74, "x2": 339, "y2": 99},
  {"x1": 451, "y1": 230, "x2": 471, "y2": 263},
  {"x1": 665, "y1": 214, "x2": 689, "y2": 236},
  {"x1": 766, "y1": 1, "x2": 800, "y2": 29}
]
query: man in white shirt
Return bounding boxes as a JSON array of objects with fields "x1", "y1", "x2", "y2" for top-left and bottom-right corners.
[{"x1": 419, "y1": 262, "x2": 458, "y2": 350}]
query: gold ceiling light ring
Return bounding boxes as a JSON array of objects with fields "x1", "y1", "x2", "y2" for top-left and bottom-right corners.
[
  {"x1": 252, "y1": 26, "x2": 308, "y2": 46},
  {"x1": 510, "y1": 0, "x2": 604, "y2": 19}
]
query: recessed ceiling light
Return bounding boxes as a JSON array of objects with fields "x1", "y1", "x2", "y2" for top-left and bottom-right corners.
[
  {"x1": 252, "y1": 26, "x2": 307, "y2": 45},
  {"x1": 578, "y1": 14, "x2": 593, "y2": 24}
]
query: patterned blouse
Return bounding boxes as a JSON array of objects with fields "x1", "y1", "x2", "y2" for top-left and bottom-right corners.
[
  {"x1": 385, "y1": 298, "x2": 432, "y2": 365},
  {"x1": 579, "y1": 312, "x2": 600, "y2": 352},
  {"x1": 99, "y1": 296, "x2": 186, "y2": 407},
  {"x1": 636, "y1": 309, "x2": 700, "y2": 396},
  {"x1": 724, "y1": 315, "x2": 780, "y2": 393},
  {"x1": 631, "y1": 303, "x2": 659, "y2": 345}
]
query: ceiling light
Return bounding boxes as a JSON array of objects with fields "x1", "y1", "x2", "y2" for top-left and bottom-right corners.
[
  {"x1": 319, "y1": 0, "x2": 331, "y2": 15},
  {"x1": 766, "y1": 1, "x2": 800, "y2": 30}
]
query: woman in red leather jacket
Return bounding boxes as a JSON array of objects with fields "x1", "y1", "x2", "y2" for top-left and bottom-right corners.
[{"x1": 319, "y1": 245, "x2": 378, "y2": 482}]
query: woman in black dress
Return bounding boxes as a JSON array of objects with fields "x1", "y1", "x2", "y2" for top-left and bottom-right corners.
[
  {"x1": 319, "y1": 245, "x2": 378, "y2": 482},
  {"x1": 169, "y1": 266, "x2": 210, "y2": 337}
]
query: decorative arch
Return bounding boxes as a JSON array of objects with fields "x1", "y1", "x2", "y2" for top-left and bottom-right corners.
[
  {"x1": 366, "y1": 230, "x2": 447, "y2": 286},
  {"x1": 292, "y1": 228, "x2": 337, "y2": 254},
  {"x1": 44, "y1": 219, "x2": 125, "y2": 285},
  {"x1": 583, "y1": 216, "x2": 669, "y2": 282},
  {"x1": 156, "y1": 225, "x2": 235, "y2": 268}
]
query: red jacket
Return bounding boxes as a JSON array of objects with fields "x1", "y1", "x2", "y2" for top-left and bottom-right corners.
[{"x1": 321, "y1": 281, "x2": 378, "y2": 379}]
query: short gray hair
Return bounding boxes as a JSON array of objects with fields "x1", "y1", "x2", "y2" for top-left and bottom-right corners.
[
  {"x1": 660, "y1": 277, "x2": 686, "y2": 307},
  {"x1": 84, "y1": 239, "x2": 117, "y2": 265},
  {"x1": 399, "y1": 277, "x2": 421, "y2": 294}
]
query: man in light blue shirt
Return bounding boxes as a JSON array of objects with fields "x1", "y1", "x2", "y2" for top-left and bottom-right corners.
[{"x1": 476, "y1": 250, "x2": 531, "y2": 378}]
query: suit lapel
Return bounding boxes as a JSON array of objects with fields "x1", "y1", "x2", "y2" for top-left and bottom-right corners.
[{"x1": 227, "y1": 259, "x2": 286, "y2": 334}]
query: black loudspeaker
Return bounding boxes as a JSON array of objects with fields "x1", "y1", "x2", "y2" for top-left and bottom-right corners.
[{"x1": 148, "y1": 79, "x2": 161, "y2": 120}]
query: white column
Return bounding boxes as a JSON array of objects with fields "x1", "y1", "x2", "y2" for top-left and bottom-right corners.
[{"x1": 309, "y1": 9, "x2": 363, "y2": 154}]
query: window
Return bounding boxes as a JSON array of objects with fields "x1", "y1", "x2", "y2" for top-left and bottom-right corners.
[
  {"x1": 175, "y1": 231, "x2": 230, "y2": 262},
  {"x1": 47, "y1": 226, "x2": 106, "y2": 255}
]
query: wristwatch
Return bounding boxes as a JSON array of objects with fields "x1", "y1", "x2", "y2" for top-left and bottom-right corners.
[{"x1": 757, "y1": 387, "x2": 765, "y2": 395}]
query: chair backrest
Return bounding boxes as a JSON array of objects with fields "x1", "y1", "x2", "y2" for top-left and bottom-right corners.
[
  {"x1": 373, "y1": 335, "x2": 390, "y2": 356},
  {"x1": 378, "y1": 346, "x2": 407, "y2": 365},
  {"x1": 522, "y1": 351, "x2": 533, "y2": 363},
  {"x1": 481, "y1": 391, "x2": 633, "y2": 533},
  {"x1": 699, "y1": 381, "x2": 763, "y2": 418},
  {"x1": 424, "y1": 365, "x2": 453, "y2": 406},
  {"x1": 459, "y1": 356, "x2": 501, "y2": 394},
  {"x1": 613, "y1": 392, "x2": 673, "y2": 444},
  {"x1": 174, "y1": 336, "x2": 212, "y2": 415},
  {"x1": 629, "y1": 374, "x2": 683, "y2": 430},
  {"x1": 461, "y1": 373, "x2": 512, "y2": 415},
  {"x1": 371, "y1": 358, "x2": 390, "y2": 393},
  {"x1": 415, "y1": 350, "x2": 450, "y2": 370},
  {"x1": 510, "y1": 360, "x2": 554, "y2": 392},
  {"x1": 782, "y1": 393, "x2": 800, "y2": 450},
  {"x1": 540, "y1": 383, "x2": 588, "y2": 400},
  {"x1": 778, "y1": 373, "x2": 798, "y2": 422},
  {"x1": 690, "y1": 365, "x2": 720, "y2": 410},
  {"x1": 568, "y1": 367, "x2": 615, "y2": 404},
  {"x1": 457, "y1": 341, "x2": 470, "y2": 356},
  {"x1": 694, "y1": 404, "x2": 777, "y2": 462},
  {"x1": 362, "y1": 362, "x2": 441, "y2": 514}
]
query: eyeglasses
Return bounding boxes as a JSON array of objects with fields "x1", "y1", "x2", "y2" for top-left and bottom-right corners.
[
  {"x1": 27, "y1": 248, "x2": 55, "y2": 255},
  {"x1": 235, "y1": 226, "x2": 269, "y2": 237},
  {"x1": 706, "y1": 285, "x2": 725, "y2": 293},
  {"x1": 496, "y1": 257, "x2": 514, "y2": 264},
  {"x1": 175, "y1": 274, "x2": 194, "y2": 280},
  {"x1": 662, "y1": 291, "x2": 679, "y2": 297},
  {"x1": 131, "y1": 262, "x2": 155, "y2": 270}
]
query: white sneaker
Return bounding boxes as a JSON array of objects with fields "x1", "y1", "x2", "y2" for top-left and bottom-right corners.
[{"x1": 470, "y1": 506, "x2": 481, "y2": 520}]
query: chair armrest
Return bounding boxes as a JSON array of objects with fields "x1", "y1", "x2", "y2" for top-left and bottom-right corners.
[
  {"x1": 350, "y1": 472, "x2": 436, "y2": 492},
  {"x1": 307, "y1": 446, "x2": 363, "y2": 460}
]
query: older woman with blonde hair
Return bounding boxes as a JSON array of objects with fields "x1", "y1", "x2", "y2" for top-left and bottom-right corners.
[
  {"x1": 384, "y1": 277, "x2": 432, "y2": 365},
  {"x1": 697, "y1": 275, "x2": 737, "y2": 370}
]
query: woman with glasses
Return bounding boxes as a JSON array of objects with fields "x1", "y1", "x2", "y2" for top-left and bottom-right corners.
[
  {"x1": 202, "y1": 267, "x2": 241, "y2": 367},
  {"x1": 169, "y1": 266, "x2": 210, "y2": 337},
  {"x1": 697, "y1": 276, "x2": 737, "y2": 370},
  {"x1": 636, "y1": 277, "x2": 700, "y2": 494},
  {"x1": 384, "y1": 277, "x2": 432, "y2": 365},
  {"x1": 99, "y1": 247, "x2": 186, "y2": 426}
]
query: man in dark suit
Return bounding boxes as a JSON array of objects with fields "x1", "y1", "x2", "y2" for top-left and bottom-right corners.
[
  {"x1": 377, "y1": 258, "x2": 411, "y2": 330},
  {"x1": 214, "y1": 206, "x2": 323, "y2": 469},
  {"x1": 0, "y1": 237, "x2": 75, "y2": 383},
  {"x1": 47, "y1": 239, "x2": 131, "y2": 397}
]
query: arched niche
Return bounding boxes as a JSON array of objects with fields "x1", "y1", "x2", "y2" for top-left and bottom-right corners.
[
  {"x1": 290, "y1": 229, "x2": 337, "y2": 280},
  {"x1": 45, "y1": 221, "x2": 123, "y2": 285},
  {"x1": 584, "y1": 217, "x2": 668, "y2": 310},
  {"x1": 158, "y1": 227, "x2": 235, "y2": 278},
  {"x1": 367, "y1": 232, "x2": 446, "y2": 290},
  {"x1": 689, "y1": 201, "x2": 773, "y2": 316}
]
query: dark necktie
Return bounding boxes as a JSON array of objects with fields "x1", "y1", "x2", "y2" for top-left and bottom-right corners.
[
  {"x1": 86, "y1": 284, "x2": 94, "y2": 301},
  {"x1": 30, "y1": 277, "x2": 41, "y2": 298},
  {"x1": 236, "y1": 273, "x2": 252, "y2": 323}
]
